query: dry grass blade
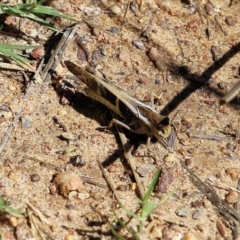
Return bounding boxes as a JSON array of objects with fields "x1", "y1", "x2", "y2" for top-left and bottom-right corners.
[
  {"x1": 181, "y1": 161, "x2": 240, "y2": 224},
  {"x1": 113, "y1": 114, "x2": 145, "y2": 200},
  {"x1": 0, "y1": 25, "x2": 77, "y2": 159},
  {"x1": 98, "y1": 160, "x2": 122, "y2": 205},
  {"x1": 220, "y1": 81, "x2": 240, "y2": 104}
]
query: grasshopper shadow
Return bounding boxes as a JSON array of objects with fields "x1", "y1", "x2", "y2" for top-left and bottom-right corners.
[
  {"x1": 161, "y1": 41, "x2": 240, "y2": 116},
  {"x1": 72, "y1": 91, "x2": 147, "y2": 167}
]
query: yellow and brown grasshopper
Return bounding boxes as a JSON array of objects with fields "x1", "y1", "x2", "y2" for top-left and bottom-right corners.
[{"x1": 64, "y1": 61, "x2": 175, "y2": 148}]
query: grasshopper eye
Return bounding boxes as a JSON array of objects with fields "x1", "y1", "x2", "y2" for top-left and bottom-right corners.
[{"x1": 158, "y1": 116, "x2": 170, "y2": 126}]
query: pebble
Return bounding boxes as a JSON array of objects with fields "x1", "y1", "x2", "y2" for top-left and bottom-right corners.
[
  {"x1": 109, "y1": 5, "x2": 121, "y2": 15},
  {"x1": 181, "y1": 232, "x2": 198, "y2": 240},
  {"x1": 31, "y1": 47, "x2": 44, "y2": 59},
  {"x1": 53, "y1": 172, "x2": 84, "y2": 196},
  {"x1": 2, "y1": 111, "x2": 12, "y2": 119},
  {"x1": 164, "y1": 153, "x2": 175, "y2": 163},
  {"x1": 217, "y1": 82, "x2": 228, "y2": 90},
  {"x1": 225, "y1": 16, "x2": 237, "y2": 26},
  {"x1": 205, "y1": 3, "x2": 215, "y2": 15},
  {"x1": 8, "y1": 85, "x2": 17, "y2": 91},
  {"x1": 20, "y1": 116, "x2": 31, "y2": 128},
  {"x1": 92, "y1": 49, "x2": 103, "y2": 61},
  {"x1": 57, "y1": 109, "x2": 67, "y2": 116},
  {"x1": 136, "y1": 164, "x2": 156, "y2": 177},
  {"x1": 132, "y1": 40, "x2": 145, "y2": 50},
  {"x1": 225, "y1": 191, "x2": 238, "y2": 204},
  {"x1": 225, "y1": 168, "x2": 240, "y2": 180},
  {"x1": 192, "y1": 210, "x2": 201, "y2": 219},
  {"x1": 61, "y1": 132, "x2": 78, "y2": 141},
  {"x1": 30, "y1": 174, "x2": 40, "y2": 182},
  {"x1": 109, "y1": 27, "x2": 119, "y2": 34},
  {"x1": 175, "y1": 207, "x2": 190, "y2": 217}
]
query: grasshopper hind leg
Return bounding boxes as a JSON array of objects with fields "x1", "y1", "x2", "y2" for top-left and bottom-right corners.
[{"x1": 99, "y1": 118, "x2": 134, "y2": 132}]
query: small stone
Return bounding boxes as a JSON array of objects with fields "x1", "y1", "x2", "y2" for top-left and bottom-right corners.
[
  {"x1": 57, "y1": 109, "x2": 67, "y2": 116},
  {"x1": 77, "y1": 47, "x2": 88, "y2": 62},
  {"x1": 108, "y1": 166, "x2": 116, "y2": 173},
  {"x1": 205, "y1": 3, "x2": 215, "y2": 15},
  {"x1": 217, "y1": 82, "x2": 228, "y2": 90},
  {"x1": 225, "y1": 16, "x2": 237, "y2": 26},
  {"x1": 225, "y1": 168, "x2": 240, "y2": 180},
  {"x1": 109, "y1": 5, "x2": 121, "y2": 15},
  {"x1": 67, "y1": 212, "x2": 75, "y2": 221},
  {"x1": 155, "y1": 169, "x2": 173, "y2": 193},
  {"x1": 65, "y1": 204, "x2": 75, "y2": 210},
  {"x1": 64, "y1": 235, "x2": 75, "y2": 240},
  {"x1": 0, "y1": 104, "x2": 10, "y2": 112},
  {"x1": 181, "y1": 117, "x2": 192, "y2": 129},
  {"x1": 186, "y1": 20, "x2": 200, "y2": 31},
  {"x1": 187, "y1": 5, "x2": 197, "y2": 14},
  {"x1": 8, "y1": 85, "x2": 16, "y2": 91},
  {"x1": 211, "y1": 45, "x2": 223, "y2": 61},
  {"x1": 130, "y1": 1, "x2": 138, "y2": 13},
  {"x1": 30, "y1": 174, "x2": 40, "y2": 182},
  {"x1": 109, "y1": 27, "x2": 119, "y2": 34},
  {"x1": 61, "y1": 132, "x2": 77, "y2": 141},
  {"x1": 175, "y1": 207, "x2": 190, "y2": 217},
  {"x1": 30, "y1": 47, "x2": 44, "y2": 59},
  {"x1": 9, "y1": 216, "x2": 18, "y2": 227},
  {"x1": 132, "y1": 40, "x2": 145, "y2": 50},
  {"x1": 155, "y1": 58, "x2": 168, "y2": 72},
  {"x1": 182, "y1": 232, "x2": 198, "y2": 240},
  {"x1": 136, "y1": 164, "x2": 156, "y2": 177},
  {"x1": 20, "y1": 116, "x2": 31, "y2": 128},
  {"x1": 164, "y1": 153, "x2": 175, "y2": 163},
  {"x1": 116, "y1": 184, "x2": 129, "y2": 191},
  {"x1": 2, "y1": 111, "x2": 12, "y2": 119},
  {"x1": 225, "y1": 191, "x2": 238, "y2": 204},
  {"x1": 155, "y1": 79, "x2": 161, "y2": 85},
  {"x1": 192, "y1": 210, "x2": 201, "y2": 219},
  {"x1": 92, "y1": 49, "x2": 103, "y2": 61},
  {"x1": 53, "y1": 172, "x2": 84, "y2": 196},
  {"x1": 78, "y1": 192, "x2": 90, "y2": 200},
  {"x1": 216, "y1": 220, "x2": 226, "y2": 238}
]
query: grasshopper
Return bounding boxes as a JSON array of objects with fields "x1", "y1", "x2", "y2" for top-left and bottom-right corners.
[{"x1": 64, "y1": 61, "x2": 175, "y2": 148}]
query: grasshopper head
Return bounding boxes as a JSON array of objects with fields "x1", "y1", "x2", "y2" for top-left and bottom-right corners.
[
  {"x1": 152, "y1": 116, "x2": 172, "y2": 138},
  {"x1": 137, "y1": 105, "x2": 175, "y2": 146}
]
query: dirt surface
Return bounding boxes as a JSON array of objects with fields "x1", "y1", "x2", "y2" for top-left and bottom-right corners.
[{"x1": 1, "y1": 0, "x2": 240, "y2": 239}]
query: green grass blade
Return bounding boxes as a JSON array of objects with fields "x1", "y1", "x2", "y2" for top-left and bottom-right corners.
[
  {"x1": 0, "y1": 197, "x2": 24, "y2": 215},
  {"x1": 143, "y1": 169, "x2": 161, "y2": 205},
  {"x1": 1, "y1": 48, "x2": 31, "y2": 62},
  {"x1": 0, "y1": 43, "x2": 39, "y2": 50},
  {"x1": 159, "y1": 188, "x2": 176, "y2": 205},
  {"x1": 111, "y1": 207, "x2": 140, "y2": 240},
  {"x1": 123, "y1": 207, "x2": 141, "y2": 221},
  {"x1": 0, "y1": 2, "x2": 78, "y2": 31},
  {"x1": 2, "y1": 6, "x2": 59, "y2": 31},
  {"x1": 108, "y1": 223, "x2": 126, "y2": 240},
  {"x1": 30, "y1": 5, "x2": 78, "y2": 22},
  {"x1": 0, "y1": 48, "x2": 34, "y2": 70},
  {"x1": 141, "y1": 201, "x2": 157, "y2": 220}
]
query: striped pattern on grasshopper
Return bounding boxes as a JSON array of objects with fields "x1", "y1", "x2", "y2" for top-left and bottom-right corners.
[{"x1": 65, "y1": 61, "x2": 175, "y2": 148}]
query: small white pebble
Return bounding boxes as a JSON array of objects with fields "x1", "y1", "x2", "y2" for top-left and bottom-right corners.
[
  {"x1": 8, "y1": 85, "x2": 17, "y2": 91},
  {"x1": 181, "y1": 232, "x2": 198, "y2": 240},
  {"x1": 110, "y1": 5, "x2": 121, "y2": 15},
  {"x1": 2, "y1": 111, "x2": 12, "y2": 119},
  {"x1": 57, "y1": 109, "x2": 67, "y2": 116},
  {"x1": 164, "y1": 153, "x2": 175, "y2": 163}
]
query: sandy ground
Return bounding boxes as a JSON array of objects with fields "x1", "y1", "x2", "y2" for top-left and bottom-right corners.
[{"x1": 0, "y1": 0, "x2": 240, "y2": 239}]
